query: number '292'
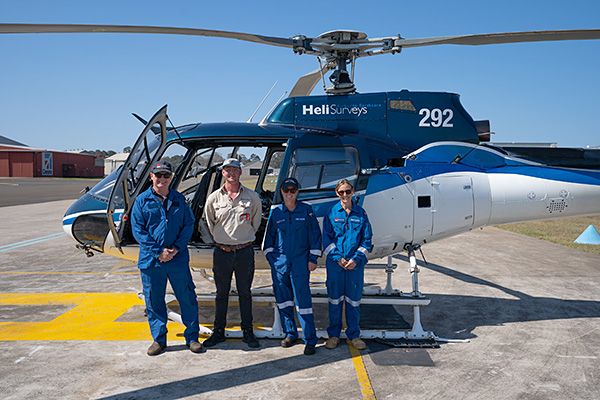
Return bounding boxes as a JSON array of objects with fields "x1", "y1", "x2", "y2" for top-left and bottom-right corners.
[{"x1": 418, "y1": 108, "x2": 454, "y2": 127}]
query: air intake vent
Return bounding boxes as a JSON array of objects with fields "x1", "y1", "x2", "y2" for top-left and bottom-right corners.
[{"x1": 547, "y1": 198, "x2": 567, "y2": 213}]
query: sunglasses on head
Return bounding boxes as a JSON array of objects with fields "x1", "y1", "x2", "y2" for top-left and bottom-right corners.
[
  {"x1": 337, "y1": 189, "x2": 353, "y2": 195},
  {"x1": 281, "y1": 187, "x2": 298, "y2": 194},
  {"x1": 154, "y1": 172, "x2": 172, "y2": 179}
]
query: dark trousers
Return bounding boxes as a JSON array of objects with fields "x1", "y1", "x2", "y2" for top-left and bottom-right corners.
[{"x1": 213, "y1": 245, "x2": 255, "y2": 330}]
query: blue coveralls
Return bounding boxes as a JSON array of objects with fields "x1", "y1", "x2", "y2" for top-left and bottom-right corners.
[
  {"x1": 323, "y1": 202, "x2": 372, "y2": 340},
  {"x1": 263, "y1": 202, "x2": 322, "y2": 345},
  {"x1": 131, "y1": 187, "x2": 199, "y2": 346}
]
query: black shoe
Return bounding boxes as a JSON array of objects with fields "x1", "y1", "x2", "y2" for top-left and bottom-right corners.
[
  {"x1": 147, "y1": 341, "x2": 166, "y2": 356},
  {"x1": 188, "y1": 340, "x2": 204, "y2": 353},
  {"x1": 242, "y1": 329, "x2": 260, "y2": 348},
  {"x1": 280, "y1": 336, "x2": 298, "y2": 348},
  {"x1": 304, "y1": 344, "x2": 316, "y2": 355},
  {"x1": 203, "y1": 329, "x2": 226, "y2": 348}
]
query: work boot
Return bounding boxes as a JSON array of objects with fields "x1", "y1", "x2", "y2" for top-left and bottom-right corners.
[
  {"x1": 304, "y1": 344, "x2": 316, "y2": 355},
  {"x1": 242, "y1": 329, "x2": 260, "y2": 348},
  {"x1": 280, "y1": 336, "x2": 298, "y2": 348},
  {"x1": 188, "y1": 340, "x2": 204, "y2": 353},
  {"x1": 325, "y1": 337, "x2": 340, "y2": 349},
  {"x1": 347, "y1": 338, "x2": 367, "y2": 350},
  {"x1": 147, "y1": 341, "x2": 166, "y2": 356},
  {"x1": 203, "y1": 328, "x2": 226, "y2": 348}
]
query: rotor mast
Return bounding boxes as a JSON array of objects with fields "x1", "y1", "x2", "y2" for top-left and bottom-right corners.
[{"x1": 291, "y1": 30, "x2": 390, "y2": 95}]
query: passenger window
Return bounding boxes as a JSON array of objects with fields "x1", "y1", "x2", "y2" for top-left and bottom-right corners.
[
  {"x1": 289, "y1": 147, "x2": 359, "y2": 190},
  {"x1": 261, "y1": 150, "x2": 284, "y2": 192}
]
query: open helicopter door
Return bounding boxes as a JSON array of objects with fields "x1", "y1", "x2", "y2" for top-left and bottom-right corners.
[{"x1": 107, "y1": 105, "x2": 168, "y2": 250}]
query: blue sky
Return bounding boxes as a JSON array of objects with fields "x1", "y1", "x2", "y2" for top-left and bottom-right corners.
[{"x1": 1, "y1": 0, "x2": 599, "y2": 152}]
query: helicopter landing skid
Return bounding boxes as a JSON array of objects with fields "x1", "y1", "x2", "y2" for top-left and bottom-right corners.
[{"x1": 141, "y1": 249, "x2": 467, "y2": 343}]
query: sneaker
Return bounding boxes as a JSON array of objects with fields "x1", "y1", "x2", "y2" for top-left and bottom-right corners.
[
  {"x1": 304, "y1": 344, "x2": 316, "y2": 355},
  {"x1": 242, "y1": 329, "x2": 260, "y2": 348},
  {"x1": 203, "y1": 329, "x2": 226, "y2": 348},
  {"x1": 147, "y1": 341, "x2": 166, "y2": 356},
  {"x1": 280, "y1": 336, "x2": 298, "y2": 348},
  {"x1": 188, "y1": 340, "x2": 204, "y2": 353},
  {"x1": 347, "y1": 338, "x2": 366, "y2": 350},
  {"x1": 325, "y1": 337, "x2": 340, "y2": 349}
]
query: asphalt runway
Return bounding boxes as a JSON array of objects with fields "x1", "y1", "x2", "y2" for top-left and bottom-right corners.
[
  {"x1": 0, "y1": 177, "x2": 102, "y2": 207},
  {"x1": 1, "y1": 197, "x2": 599, "y2": 399}
]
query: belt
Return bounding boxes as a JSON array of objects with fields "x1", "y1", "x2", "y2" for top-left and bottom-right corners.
[{"x1": 216, "y1": 242, "x2": 253, "y2": 252}]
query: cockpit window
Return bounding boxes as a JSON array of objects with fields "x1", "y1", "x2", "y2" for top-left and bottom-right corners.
[
  {"x1": 87, "y1": 167, "x2": 121, "y2": 203},
  {"x1": 289, "y1": 147, "x2": 359, "y2": 190}
]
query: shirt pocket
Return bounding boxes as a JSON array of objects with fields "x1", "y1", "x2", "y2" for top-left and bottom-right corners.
[
  {"x1": 349, "y1": 216, "x2": 364, "y2": 234},
  {"x1": 237, "y1": 200, "x2": 253, "y2": 224},
  {"x1": 214, "y1": 201, "x2": 230, "y2": 219}
]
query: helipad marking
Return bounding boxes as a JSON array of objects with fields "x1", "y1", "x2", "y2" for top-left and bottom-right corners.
[
  {"x1": 0, "y1": 232, "x2": 66, "y2": 253},
  {"x1": 349, "y1": 345, "x2": 376, "y2": 400},
  {"x1": 0, "y1": 271, "x2": 138, "y2": 275},
  {"x1": 0, "y1": 293, "x2": 184, "y2": 341}
]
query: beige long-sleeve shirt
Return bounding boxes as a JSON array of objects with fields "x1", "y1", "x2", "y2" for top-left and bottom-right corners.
[{"x1": 203, "y1": 184, "x2": 262, "y2": 245}]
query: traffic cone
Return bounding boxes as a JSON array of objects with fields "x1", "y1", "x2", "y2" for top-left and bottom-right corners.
[{"x1": 574, "y1": 225, "x2": 600, "y2": 245}]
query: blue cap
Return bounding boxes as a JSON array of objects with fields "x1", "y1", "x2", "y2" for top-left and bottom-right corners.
[
  {"x1": 152, "y1": 160, "x2": 173, "y2": 173},
  {"x1": 281, "y1": 177, "x2": 299, "y2": 189}
]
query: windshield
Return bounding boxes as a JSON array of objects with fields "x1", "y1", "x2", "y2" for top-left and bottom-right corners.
[{"x1": 87, "y1": 166, "x2": 122, "y2": 203}]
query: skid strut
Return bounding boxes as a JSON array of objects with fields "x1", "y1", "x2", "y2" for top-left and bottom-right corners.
[{"x1": 145, "y1": 245, "x2": 468, "y2": 343}]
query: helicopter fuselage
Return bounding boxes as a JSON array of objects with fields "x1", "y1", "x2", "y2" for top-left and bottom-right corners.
[{"x1": 62, "y1": 91, "x2": 600, "y2": 268}]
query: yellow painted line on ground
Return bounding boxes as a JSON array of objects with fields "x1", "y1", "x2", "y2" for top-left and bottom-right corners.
[
  {"x1": 0, "y1": 182, "x2": 19, "y2": 186},
  {"x1": 349, "y1": 345, "x2": 376, "y2": 400},
  {"x1": 0, "y1": 293, "x2": 182, "y2": 341},
  {"x1": 0, "y1": 271, "x2": 138, "y2": 275}
]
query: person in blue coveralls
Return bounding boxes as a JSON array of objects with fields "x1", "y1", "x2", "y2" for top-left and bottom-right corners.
[
  {"x1": 131, "y1": 160, "x2": 202, "y2": 356},
  {"x1": 323, "y1": 179, "x2": 372, "y2": 351},
  {"x1": 263, "y1": 177, "x2": 322, "y2": 355}
]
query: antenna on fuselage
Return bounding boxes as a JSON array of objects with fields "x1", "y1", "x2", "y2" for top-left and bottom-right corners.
[
  {"x1": 259, "y1": 90, "x2": 288, "y2": 126},
  {"x1": 247, "y1": 81, "x2": 278, "y2": 123}
]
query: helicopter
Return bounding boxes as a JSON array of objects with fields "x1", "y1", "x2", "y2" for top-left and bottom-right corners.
[{"x1": 3, "y1": 24, "x2": 600, "y2": 341}]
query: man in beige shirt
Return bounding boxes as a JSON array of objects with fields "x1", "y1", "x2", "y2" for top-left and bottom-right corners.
[{"x1": 202, "y1": 158, "x2": 262, "y2": 348}]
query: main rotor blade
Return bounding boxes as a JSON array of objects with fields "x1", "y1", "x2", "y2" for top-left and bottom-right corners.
[
  {"x1": 289, "y1": 64, "x2": 334, "y2": 97},
  {"x1": 396, "y1": 29, "x2": 600, "y2": 48},
  {"x1": 0, "y1": 23, "x2": 296, "y2": 48}
]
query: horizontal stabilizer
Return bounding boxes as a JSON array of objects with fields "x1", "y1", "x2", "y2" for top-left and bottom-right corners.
[{"x1": 499, "y1": 146, "x2": 600, "y2": 169}]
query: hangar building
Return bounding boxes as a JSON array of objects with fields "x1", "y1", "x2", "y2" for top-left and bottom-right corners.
[{"x1": 0, "y1": 135, "x2": 103, "y2": 178}]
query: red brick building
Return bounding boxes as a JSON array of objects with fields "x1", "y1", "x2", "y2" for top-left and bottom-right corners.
[{"x1": 0, "y1": 144, "x2": 103, "y2": 178}]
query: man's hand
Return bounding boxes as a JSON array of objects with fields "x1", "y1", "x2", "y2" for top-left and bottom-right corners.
[
  {"x1": 308, "y1": 262, "x2": 317, "y2": 272},
  {"x1": 158, "y1": 248, "x2": 178, "y2": 262}
]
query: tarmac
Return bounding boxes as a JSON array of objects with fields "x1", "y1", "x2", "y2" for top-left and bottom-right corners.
[{"x1": 1, "y1": 196, "x2": 599, "y2": 399}]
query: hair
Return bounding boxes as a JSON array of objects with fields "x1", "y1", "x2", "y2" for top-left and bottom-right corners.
[{"x1": 335, "y1": 179, "x2": 354, "y2": 192}]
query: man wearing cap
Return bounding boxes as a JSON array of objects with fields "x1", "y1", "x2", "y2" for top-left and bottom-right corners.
[
  {"x1": 131, "y1": 160, "x2": 202, "y2": 356},
  {"x1": 263, "y1": 177, "x2": 322, "y2": 355},
  {"x1": 202, "y1": 158, "x2": 262, "y2": 348}
]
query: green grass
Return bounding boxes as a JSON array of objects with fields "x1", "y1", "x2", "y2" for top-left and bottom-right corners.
[{"x1": 497, "y1": 215, "x2": 600, "y2": 255}]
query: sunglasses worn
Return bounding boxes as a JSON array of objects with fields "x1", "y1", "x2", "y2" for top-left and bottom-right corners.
[
  {"x1": 282, "y1": 187, "x2": 298, "y2": 194},
  {"x1": 337, "y1": 189, "x2": 353, "y2": 195},
  {"x1": 154, "y1": 172, "x2": 172, "y2": 179}
]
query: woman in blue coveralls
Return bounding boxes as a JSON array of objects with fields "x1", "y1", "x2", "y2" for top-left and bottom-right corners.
[
  {"x1": 323, "y1": 179, "x2": 372, "y2": 350},
  {"x1": 263, "y1": 177, "x2": 322, "y2": 355}
]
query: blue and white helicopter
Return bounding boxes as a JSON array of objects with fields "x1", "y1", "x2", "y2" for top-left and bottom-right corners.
[{"x1": 4, "y1": 24, "x2": 600, "y2": 341}]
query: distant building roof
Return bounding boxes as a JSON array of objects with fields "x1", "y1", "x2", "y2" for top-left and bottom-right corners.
[
  {"x1": 243, "y1": 160, "x2": 263, "y2": 169},
  {"x1": 0, "y1": 135, "x2": 28, "y2": 147},
  {"x1": 106, "y1": 152, "x2": 130, "y2": 161}
]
